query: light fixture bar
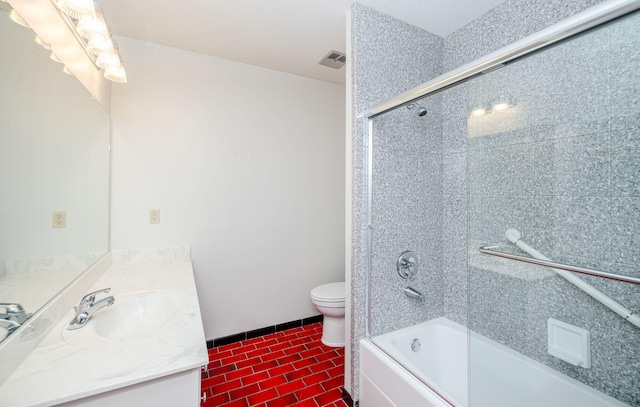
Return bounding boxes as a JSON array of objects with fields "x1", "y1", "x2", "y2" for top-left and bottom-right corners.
[
  {"x1": 48, "y1": 0, "x2": 97, "y2": 64},
  {"x1": 48, "y1": 0, "x2": 126, "y2": 83}
]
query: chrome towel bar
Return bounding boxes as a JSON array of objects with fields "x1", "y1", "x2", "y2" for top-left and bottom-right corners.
[{"x1": 479, "y1": 245, "x2": 640, "y2": 285}]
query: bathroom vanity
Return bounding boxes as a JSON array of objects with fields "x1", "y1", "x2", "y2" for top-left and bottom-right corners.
[
  {"x1": 0, "y1": 248, "x2": 208, "y2": 406},
  {"x1": 0, "y1": 5, "x2": 207, "y2": 405}
]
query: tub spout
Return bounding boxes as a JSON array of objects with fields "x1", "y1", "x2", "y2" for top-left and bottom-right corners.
[{"x1": 405, "y1": 287, "x2": 424, "y2": 301}]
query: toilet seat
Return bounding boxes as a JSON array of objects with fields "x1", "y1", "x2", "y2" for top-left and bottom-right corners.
[{"x1": 311, "y1": 282, "x2": 345, "y2": 303}]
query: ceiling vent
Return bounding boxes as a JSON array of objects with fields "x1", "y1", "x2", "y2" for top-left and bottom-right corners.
[{"x1": 318, "y1": 50, "x2": 346, "y2": 69}]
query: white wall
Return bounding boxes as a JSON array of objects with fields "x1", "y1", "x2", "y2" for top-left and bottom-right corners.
[{"x1": 110, "y1": 37, "x2": 346, "y2": 340}]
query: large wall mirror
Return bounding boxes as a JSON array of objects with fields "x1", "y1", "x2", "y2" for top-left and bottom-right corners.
[{"x1": 0, "y1": 4, "x2": 110, "y2": 343}]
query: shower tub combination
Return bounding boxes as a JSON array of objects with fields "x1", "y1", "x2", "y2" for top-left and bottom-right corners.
[
  {"x1": 360, "y1": 318, "x2": 628, "y2": 407},
  {"x1": 358, "y1": 0, "x2": 640, "y2": 406}
]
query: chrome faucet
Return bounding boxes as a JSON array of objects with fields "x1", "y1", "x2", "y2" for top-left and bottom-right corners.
[
  {"x1": 1, "y1": 303, "x2": 30, "y2": 322},
  {"x1": 0, "y1": 318, "x2": 21, "y2": 334},
  {"x1": 0, "y1": 303, "x2": 31, "y2": 334},
  {"x1": 67, "y1": 288, "x2": 115, "y2": 330}
]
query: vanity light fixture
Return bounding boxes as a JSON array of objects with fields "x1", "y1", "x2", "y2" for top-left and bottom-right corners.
[
  {"x1": 5, "y1": 0, "x2": 126, "y2": 83},
  {"x1": 51, "y1": 0, "x2": 127, "y2": 83}
]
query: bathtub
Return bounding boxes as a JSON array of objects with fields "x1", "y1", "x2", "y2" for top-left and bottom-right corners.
[{"x1": 360, "y1": 317, "x2": 628, "y2": 407}]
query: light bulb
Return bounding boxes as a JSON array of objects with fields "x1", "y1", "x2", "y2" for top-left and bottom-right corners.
[
  {"x1": 471, "y1": 107, "x2": 486, "y2": 117},
  {"x1": 96, "y1": 51, "x2": 120, "y2": 69},
  {"x1": 87, "y1": 36, "x2": 113, "y2": 56},
  {"x1": 50, "y1": 52, "x2": 63, "y2": 63},
  {"x1": 35, "y1": 35, "x2": 51, "y2": 50},
  {"x1": 104, "y1": 64, "x2": 127, "y2": 83},
  {"x1": 77, "y1": 10, "x2": 108, "y2": 41},
  {"x1": 9, "y1": 9, "x2": 29, "y2": 28},
  {"x1": 55, "y1": 0, "x2": 95, "y2": 19},
  {"x1": 492, "y1": 102, "x2": 510, "y2": 112}
]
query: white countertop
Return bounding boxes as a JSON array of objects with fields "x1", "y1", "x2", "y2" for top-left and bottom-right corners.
[{"x1": 0, "y1": 254, "x2": 208, "y2": 406}]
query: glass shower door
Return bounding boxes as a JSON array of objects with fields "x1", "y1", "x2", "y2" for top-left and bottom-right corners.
[{"x1": 467, "y1": 9, "x2": 640, "y2": 407}]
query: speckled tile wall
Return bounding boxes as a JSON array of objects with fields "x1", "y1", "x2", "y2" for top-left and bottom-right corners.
[
  {"x1": 443, "y1": 0, "x2": 605, "y2": 72},
  {"x1": 351, "y1": 5, "x2": 444, "y2": 115},
  {"x1": 349, "y1": 3, "x2": 444, "y2": 401},
  {"x1": 350, "y1": 0, "x2": 638, "y2": 405}
]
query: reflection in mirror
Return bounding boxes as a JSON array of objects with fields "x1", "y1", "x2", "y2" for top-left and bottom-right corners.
[{"x1": 0, "y1": 4, "x2": 110, "y2": 343}]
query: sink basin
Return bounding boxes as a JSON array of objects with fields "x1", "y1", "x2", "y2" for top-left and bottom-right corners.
[{"x1": 90, "y1": 292, "x2": 178, "y2": 339}]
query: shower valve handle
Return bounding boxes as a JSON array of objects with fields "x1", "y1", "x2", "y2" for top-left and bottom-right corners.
[{"x1": 397, "y1": 251, "x2": 418, "y2": 279}]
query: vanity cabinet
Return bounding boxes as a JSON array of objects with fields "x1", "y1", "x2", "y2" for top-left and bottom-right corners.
[
  {"x1": 0, "y1": 250, "x2": 208, "y2": 407},
  {"x1": 58, "y1": 368, "x2": 202, "y2": 407}
]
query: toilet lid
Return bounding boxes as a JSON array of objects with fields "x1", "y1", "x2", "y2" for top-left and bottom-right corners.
[{"x1": 311, "y1": 282, "x2": 345, "y2": 302}]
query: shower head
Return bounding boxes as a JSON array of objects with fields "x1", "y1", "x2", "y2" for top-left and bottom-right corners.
[{"x1": 406, "y1": 103, "x2": 428, "y2": 117}]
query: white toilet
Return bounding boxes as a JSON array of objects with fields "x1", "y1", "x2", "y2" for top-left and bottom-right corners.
[{"x1": 310, "y1": 282, "x2": 345, "y2": 347}]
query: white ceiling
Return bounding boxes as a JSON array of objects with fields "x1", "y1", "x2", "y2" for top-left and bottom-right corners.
[{"x1": 99, "y1": 0, "x2": 508, "y2": 85}]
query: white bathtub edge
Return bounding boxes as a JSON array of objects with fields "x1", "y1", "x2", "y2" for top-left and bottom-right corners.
[
  {"x1": 366, "y1": 317, "x2": 630, "y2": 407},
  {"x1": 360, "y1": 339, "x2": 452, "y2": 407}
]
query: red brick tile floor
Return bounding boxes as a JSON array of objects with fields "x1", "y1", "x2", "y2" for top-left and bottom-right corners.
[{"x1": 202, "y1": 322, "x2": 348, "y2": 407}]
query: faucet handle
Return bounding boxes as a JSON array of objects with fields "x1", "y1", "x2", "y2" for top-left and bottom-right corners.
[
  {"x1": 80, "y1": 288, "x2": 111, "y2": 305},
  {"x1": 0, "y1": 303, "x2": 26, "y2": 314},
  {"x1": 0, "y1": 318, "x2": 21, "y2": 333}
]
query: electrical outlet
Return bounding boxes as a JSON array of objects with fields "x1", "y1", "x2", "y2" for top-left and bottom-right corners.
[
  {"x1": 52, "y1": 211, "x2": 66, "y2": 228},
  {"x1": 149, "y1": 209, "x2": 160, "y2": 224}
]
